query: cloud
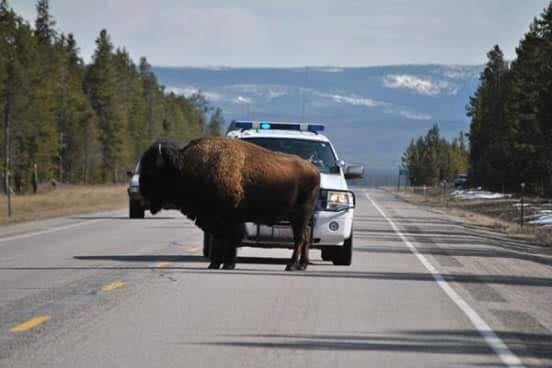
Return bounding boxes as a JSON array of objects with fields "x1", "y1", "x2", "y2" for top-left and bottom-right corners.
[
  {"x1": 382, "y1": 74, "x2": 458, "y2": 96},
  {"x1": 9, "y1": 0, "x2": 552, "y2": 66}
]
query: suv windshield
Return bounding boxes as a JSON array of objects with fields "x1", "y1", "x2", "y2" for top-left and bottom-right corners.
[{"x1": 242, "y1": 137, "x2": 339, "y2": 174}]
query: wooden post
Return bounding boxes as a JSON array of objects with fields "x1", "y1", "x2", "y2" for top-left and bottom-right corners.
[
  {"x1": 397, "y1": 168, "x2": 401, "y2": 192},
  {"x1": 4, "y1": 94, "x2": 12, "y2": 217},
  {"x1": 58, "y1": 132, "x2": 64, "y2": 183},
  {"x1": 520, "y1": 182, "x2": 526, "y2": 228}
]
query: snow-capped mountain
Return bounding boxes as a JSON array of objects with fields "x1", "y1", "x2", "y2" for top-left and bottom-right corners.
[{"x1": 153, "y1": 64, "x2": 483, "y2": 169}]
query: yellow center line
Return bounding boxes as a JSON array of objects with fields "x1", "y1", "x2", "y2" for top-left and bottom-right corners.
[
  {"x1": 10, "y1": 315, "x2": 50, "y2": 333},
  {"x1": 188, "y1": 246, "x2": 200, "y2": 253},
  {"x1": 156, "y1": 262, "x2": 170, "y2": 268},
  {"x1": 101, "y1": 281, "x2": 125, "y2": 292}
]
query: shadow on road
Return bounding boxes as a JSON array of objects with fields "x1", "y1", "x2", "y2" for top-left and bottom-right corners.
[
  {"x1": 69, "y1": 216, "x2": 178, "y2": 220},
  {"x1": 191, "y1": 329, "x2": 552, "y2": 362},
  {"x1": 77, "y1": 265, "x2": 550, "y2": 287},
  {"x1": 73, "y1": 254, "x2": 291, "y2": 265},
  {"x1": 356, "y1": 243, "x2": 552, "y2": 268}
]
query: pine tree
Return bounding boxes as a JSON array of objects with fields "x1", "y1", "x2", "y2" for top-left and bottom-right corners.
[
  {"x1": 206, "y1": 107, "x2": 224, "y2": 136},
  {"x1": 85, "y1": 29, "x2": 123, "y2": 182},
  {"x1": 34, "y1": 0, "x2": 56, "y2": 45},
  {"x1": 467, "y1": 45, "x2": 510, "y2": 190},
  {"x1": 0, "y1": 3, "x2": 218, "y2": 191},
  {"x1": 139, "y1": 57, "x2": 162, "y2": 142}
]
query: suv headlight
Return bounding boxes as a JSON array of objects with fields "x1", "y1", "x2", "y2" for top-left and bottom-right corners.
[{"x1": 320, "y1": 190, "x2": 355, "y2": 211}]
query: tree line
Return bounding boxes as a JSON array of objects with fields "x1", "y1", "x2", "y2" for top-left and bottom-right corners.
[
  {"x1": 1, "y1": 0, "x2": 224, "y2": 193},
  {"x1": 401, "y1": 125, "x2": 469, "y2": 186},
  {"x1": 467, "y1": 3, "x2": 552, "y2": 196}
]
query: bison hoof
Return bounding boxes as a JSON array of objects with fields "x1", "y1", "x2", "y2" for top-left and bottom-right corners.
[
  {"x1": 285, "y1": 263, "x2": 299, "y2": 272},
  {"x1": 222, "y1": 263, "x2": 236, "y2": 270},
  {"x1": 208, "y1": 262, "x2": 221, "y2": 269}
]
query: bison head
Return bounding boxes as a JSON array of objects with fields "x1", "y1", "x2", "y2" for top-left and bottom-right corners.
[{"x1": 139, "y1": 139, "x2": 181, "y2": 214}]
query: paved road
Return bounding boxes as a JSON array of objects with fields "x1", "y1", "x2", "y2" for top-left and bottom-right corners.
[{"x1": 0, "y1": 188, "x2": 551, "y2": 367}]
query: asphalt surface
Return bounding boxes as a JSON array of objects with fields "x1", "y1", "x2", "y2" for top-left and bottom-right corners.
[{"x1": 0, "y1": 188, "x2": 551, "y2": 368}]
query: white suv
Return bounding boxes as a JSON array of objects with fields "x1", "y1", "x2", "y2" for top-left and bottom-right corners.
[{"x1": 203, "y1": 121, "x2": 363, "y2": 265}]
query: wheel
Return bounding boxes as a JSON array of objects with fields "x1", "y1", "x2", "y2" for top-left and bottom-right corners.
[
  {"x1": 321, "y1": 248, "x2": 333, "y2": 261},
  {"x1": 129, "y1": 200, "x2": 145, "y2": 219},
  {"x1": 324, "y1": 234, "x2": 353, "y2": 266}
]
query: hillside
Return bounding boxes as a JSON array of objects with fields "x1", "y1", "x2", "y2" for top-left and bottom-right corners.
[{"x1": 153, "y1": 64, "x2": 483, "y2": 170}]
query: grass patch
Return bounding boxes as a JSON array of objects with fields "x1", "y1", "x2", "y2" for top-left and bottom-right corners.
[
  {"x1": 536, "y1": 227, "x2": 552, "y2": 247},
  {"x1": 0, "y1": 184, "x2": 128, "y2": 224}
]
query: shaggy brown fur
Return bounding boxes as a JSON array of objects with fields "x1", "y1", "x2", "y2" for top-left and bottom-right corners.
[{"x1": 139, "y1": 137, "x2": 320, "y2": 270}]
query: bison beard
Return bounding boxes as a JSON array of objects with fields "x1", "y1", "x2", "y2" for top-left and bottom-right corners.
[{"x1": 139, "y1": 137, "x2": 321, "y2": 271}]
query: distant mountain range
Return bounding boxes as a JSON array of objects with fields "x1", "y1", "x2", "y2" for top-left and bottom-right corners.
[{"x1": 153, "y1": 65, "x2": 483, "y2": 171}]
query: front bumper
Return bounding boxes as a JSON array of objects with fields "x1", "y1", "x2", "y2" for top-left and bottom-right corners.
[{"x1": 240, "y1": 209, "x2": 354, "y2": 249}]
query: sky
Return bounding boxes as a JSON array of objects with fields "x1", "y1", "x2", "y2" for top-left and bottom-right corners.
[{"x1": 10, "y1": 0, "x2": 552, "y2": 67}]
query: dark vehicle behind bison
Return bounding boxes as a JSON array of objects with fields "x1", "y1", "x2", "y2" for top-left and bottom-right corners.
[{"x1": 138, "y1": 138, "x2": 320, "y2": 271}]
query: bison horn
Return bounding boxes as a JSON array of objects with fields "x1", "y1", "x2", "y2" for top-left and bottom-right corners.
[{"x1": 156, "y1": 143, "x2": 164, "y2": 167}]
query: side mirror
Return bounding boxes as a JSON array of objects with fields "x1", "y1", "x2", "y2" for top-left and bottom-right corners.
[
  {"x1": 344, "y1": 164, "x2": 364, "y2": 180},
  {"x1": 126, "y1": 170, "x2": 134, "y2": 178}
]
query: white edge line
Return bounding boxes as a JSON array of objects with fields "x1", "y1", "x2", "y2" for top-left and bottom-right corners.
[
  {"x1": 364, "y1": 191, "x2": 524, "y2": 368},
  {"x1": 0, "y1": 219, "x2": 104, "y2": 244}
]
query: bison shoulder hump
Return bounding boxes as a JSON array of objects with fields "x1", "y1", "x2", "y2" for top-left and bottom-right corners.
[{"x1": 184, "y1": 138, "x2": 246, "y2": 206}]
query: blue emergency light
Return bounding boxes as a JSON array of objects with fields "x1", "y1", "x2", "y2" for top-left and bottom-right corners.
[{"x1": 233, "y1": 121, "x2": 325, "y2": 133}]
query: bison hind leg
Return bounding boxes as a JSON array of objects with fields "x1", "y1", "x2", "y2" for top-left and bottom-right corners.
[
  {"x1": 298, "y1": 223, "x2": 313, "y2": 271},
  {"x1": 208, "y1": 234, "x2": 224, "y2": 270}
]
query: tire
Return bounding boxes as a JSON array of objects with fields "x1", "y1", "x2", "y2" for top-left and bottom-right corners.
[
  {"x1": 129, "y1": 200, "x2": 145, "y2": 219},
  {"x1": 327, "y1": 234, "x2": 353, "y2": 266},
  {"x1": 321, "y1": 249, "x2": 333, "y2": 261}
]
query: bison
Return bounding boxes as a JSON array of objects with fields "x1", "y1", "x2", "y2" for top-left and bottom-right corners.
[{"x1": 138, "y1": 137, "x2": 321, "y2": 271}]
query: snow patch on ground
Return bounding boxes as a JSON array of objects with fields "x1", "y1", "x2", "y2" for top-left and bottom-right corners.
[
  {"x1": 232, "y1": 96, "x2": 253, "y2": 105},
  {"x1": 397, "y1": 109, "x2": 433, "y2": 120},
  {"x1": 529, "y1": 211, "x2": 552, "y2": 225},
  {"x1": 331, "y1": 94, "x2": 387, "y2": 108},
  {"x1": 166, "y1": 86, "x2": 223, "y2": 102},
  {"x1": 382, "y1": 74, "x2": 459, "y2": 96},
  {"x1": 450, "y1": 189, "x2": 507, "y2": 200}
]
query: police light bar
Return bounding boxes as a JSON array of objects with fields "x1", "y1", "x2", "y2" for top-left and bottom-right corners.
[{"x1": 233, "y1": 121, "x2": 325, "y2": 133}]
